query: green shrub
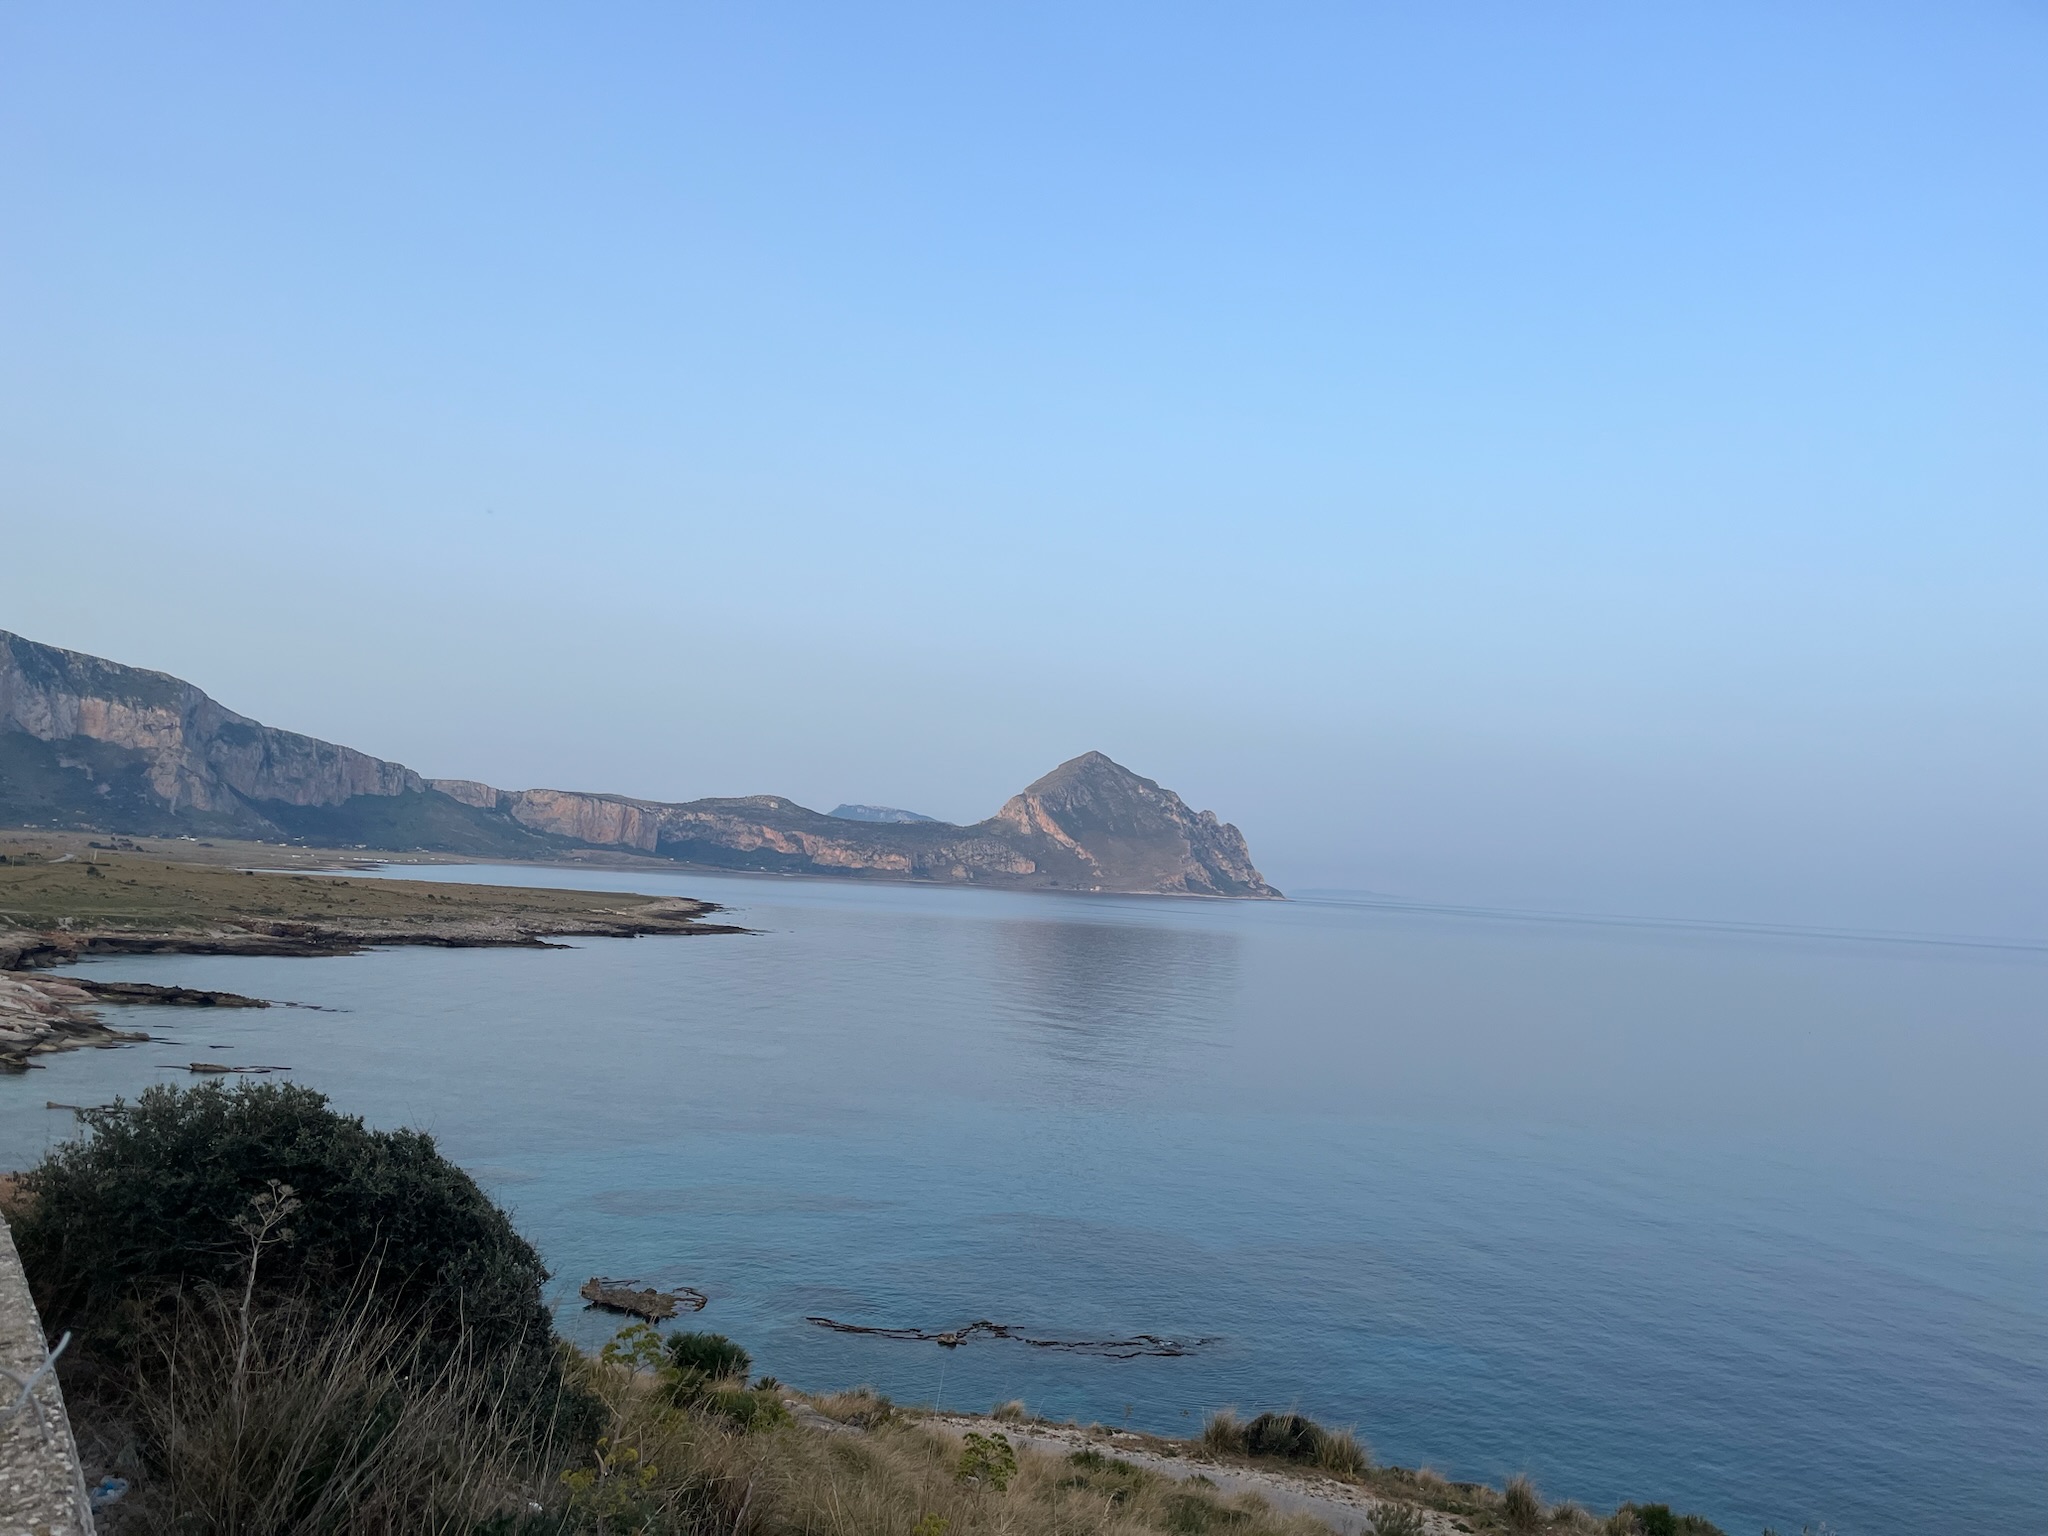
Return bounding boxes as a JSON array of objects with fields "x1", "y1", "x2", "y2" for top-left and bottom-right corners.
[
  {"x1": 1205, "y1": 1408, "x2": 1365, "y2": 1470},
  {"x1": 1371, "y1": 1506, "x2": 1428, "y2": 1536},
  {"x1": 1242, "y1": 1412, "x2": 1321, "y2": 1462},
  {"x1": 1612, "y1": 1504, "x2": 1725, "y2": 1536},
  {"x1": 957, "y1": 1430, "x2": 1018, "y2": 1491},
  {"x1": 701, "y1": 1384, "x2": 791, "y2": 1432},
  {"x1": 665, "y1": 1330, "x2": 751, "y2": 1384},
  {"x1": 15, "y1": 1082, "x2": 561, "y2": 1414}
]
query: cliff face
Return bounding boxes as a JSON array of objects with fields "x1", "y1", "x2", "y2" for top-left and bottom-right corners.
[
  {"x1": 0, "y1": 632, "x2": 422, "y2": 833},
  {"x1": 1, "y1": 632, "x2": 1280, "y2": 896}
]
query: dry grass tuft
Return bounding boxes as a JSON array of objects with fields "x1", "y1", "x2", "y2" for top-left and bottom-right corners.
[
  {"x1": 1502, "y1": 1473, "x2": 1542, "y2": 1532},
  {"x1": 565, "y1": 1388, "x2": 1330, "y2": 1536},
  {"x1": 118, "y1": 1286, "x2": 552, "y2": 1534},
  {"x1": 1314, "y1": 1427, "x2": 1372, "y2": 1479},
  {"x1": 1202, "y1": 1409, "x2": 1247, "y2": 1456},
  {"x1": 993, "y1": 1399, "x2": 1030, "y2": 1423},
  {"x1": 1548, "y1": 1500, "x2": 1598, "y2": 1532},
  {"x1": 811, "y1": 1386, "x2": 899, "y2": 1428}
]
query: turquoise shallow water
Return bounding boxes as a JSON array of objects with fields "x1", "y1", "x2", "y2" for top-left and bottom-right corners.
[{"x1": 3, "y1": 867, "x2": 2044, "y2": 1535}]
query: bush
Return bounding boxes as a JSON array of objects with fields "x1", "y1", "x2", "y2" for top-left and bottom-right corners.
[
  {"x1": 701, "y1": 1384, "x2": 791, "y2": 1432},
  {"x1": 1371, "y1": 1506, "x2": 1428, "y2": 1536},
  {"x1": 16, "y1": 1083, "x2": 555, "y2": 1401},
  {"x1": 1612, "y1": 1504, "x2": 1725, "y2": 1536},
  {"x1": 993, "y1": 1398, "x2": 1028, "y2": 1423},
  {"x1": 665, "y1": 1330, "x2": 751, "y2": 1384},
  {"x1": 1242, "y1": 1412, "x2": 1321, "y2": 1462},
  {"x1": 957, "y1": 1430, "x2": 1018, "y2": 1491}
]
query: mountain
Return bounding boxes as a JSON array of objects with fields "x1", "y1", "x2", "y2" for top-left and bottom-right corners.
[
  {"x1": 0, "y1": 631, "x2": 1280, "y2": 897},
  {"x1": 829, "y1": 804, "x2": 938, "y2": 824}
]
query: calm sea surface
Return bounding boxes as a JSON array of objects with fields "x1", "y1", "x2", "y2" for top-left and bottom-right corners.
[{"x1": 4, "y1": 867, "x2": 2043, "y2": 1536}]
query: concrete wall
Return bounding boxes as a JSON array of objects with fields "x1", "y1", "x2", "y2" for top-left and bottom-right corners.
[{"x1": 0, "y1": 1211, "x2": 93, "y2": 1536}]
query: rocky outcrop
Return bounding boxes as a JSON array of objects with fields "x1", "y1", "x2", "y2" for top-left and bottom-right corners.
[
  {"x1": 0, "y1": 971, "x2": 149, "y2": 1073},
  {"x1": 0, "y1": 632, "x2": 1280, "y2": 897},
  {"x1": 429, "y1": 781, "x2": 664, "y2": 851},
  {"x1": 504, "y1": 788, "x2": 665, "y2": 852},
  {"x1": 427, "y1": 778, "x2": 500, "y2": 809}
]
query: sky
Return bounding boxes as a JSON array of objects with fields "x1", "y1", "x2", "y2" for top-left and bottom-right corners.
[{"x1": 2, "y1": 3, "x2": 2044, "y2": 938}]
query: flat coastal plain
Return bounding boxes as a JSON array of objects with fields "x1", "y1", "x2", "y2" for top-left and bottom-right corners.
[{"x1": 0, "y1": 832, "x2": 736, "y2": 1069}]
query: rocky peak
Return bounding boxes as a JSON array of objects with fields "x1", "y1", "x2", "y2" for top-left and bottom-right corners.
[{"x1": 988, "y1": 751, "x2": 1278, "y2": 898}]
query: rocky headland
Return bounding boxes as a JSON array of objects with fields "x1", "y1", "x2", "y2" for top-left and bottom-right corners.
[
  {"x1": 0, "y1": 841, "x2": 740, "y2": 1070},
  {"x1": 2, "y1": 631, "x2": 1280, "y2": 897}
]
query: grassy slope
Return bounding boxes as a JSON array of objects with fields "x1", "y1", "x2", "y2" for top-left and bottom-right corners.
[{"x1": 256, "y1": 788, "x2": 570, "y2": 857}]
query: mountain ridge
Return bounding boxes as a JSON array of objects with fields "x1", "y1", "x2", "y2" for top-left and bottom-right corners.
[{"x1": 0, "y1": 631, "x2": 1280, "y2": 898}]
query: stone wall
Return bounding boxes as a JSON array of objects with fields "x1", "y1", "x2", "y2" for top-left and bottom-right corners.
[{"x1": 0, "y1": 1211, "x2": 93, "y2": 1536}]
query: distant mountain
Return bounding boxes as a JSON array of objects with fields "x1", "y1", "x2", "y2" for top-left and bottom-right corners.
[
  {"x1": 0, "y1": 631, "x2": 1280, "y2": 898},
  {"x1": 830, "y1": 804, "x2": 938, "y2": 824}
]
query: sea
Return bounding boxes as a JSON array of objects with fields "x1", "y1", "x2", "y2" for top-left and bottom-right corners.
[{"x1": 3, "y1": 865, "x2": 2043, "y2": 1536}]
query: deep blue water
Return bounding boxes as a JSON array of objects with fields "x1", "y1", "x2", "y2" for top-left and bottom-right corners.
[{"x1": 4, "y1": 867, "x2": 2043, "y2": 1536}]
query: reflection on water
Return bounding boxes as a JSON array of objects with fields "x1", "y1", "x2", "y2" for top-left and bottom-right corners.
[
  {"x1": 984, "y1": 911, "x2": 1237, "y2": 1093},
  {"x1": 0, "y1": 867, "x2": 2041, "y2": 1536}
]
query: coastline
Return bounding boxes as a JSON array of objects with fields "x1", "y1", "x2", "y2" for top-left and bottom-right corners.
[{"x1": 0, "y1": 833, "x2": 743, "y2": 1071}]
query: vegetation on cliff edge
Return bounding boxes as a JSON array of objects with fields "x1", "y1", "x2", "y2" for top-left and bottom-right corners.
[{"x1": 14, "y1": 1082, "x2": 1729, "y2": 1536}]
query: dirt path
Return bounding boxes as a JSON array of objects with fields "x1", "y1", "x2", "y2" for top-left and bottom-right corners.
[{"x1": 918, "y1": 1414, "x2": 1470, "y2": 1536}]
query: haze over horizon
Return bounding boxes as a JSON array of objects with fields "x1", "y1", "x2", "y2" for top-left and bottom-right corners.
[{"x1": 4, "y1": 5, "x2": 2044, "y2": 939}]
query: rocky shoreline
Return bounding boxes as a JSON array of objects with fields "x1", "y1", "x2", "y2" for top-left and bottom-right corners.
[
  {"x1": 0, "y1": 856, "x2": 743, "y2": 1071},
  {"x1": 0, "y1": 971, "x2": 155, "y2": 1073}
]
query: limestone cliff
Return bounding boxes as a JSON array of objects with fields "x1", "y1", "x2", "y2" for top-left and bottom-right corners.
[
  {"x1": 0, "y1": 632, "x2": 1280, "y2": 896},
  {"x1": 1, "y1": 631, "x2": 420, "y2": 832}
]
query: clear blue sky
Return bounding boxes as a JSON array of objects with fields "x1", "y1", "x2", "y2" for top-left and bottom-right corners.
[{"x1": 3, "y1": 3, "x2": 2044, "y2": 936}]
